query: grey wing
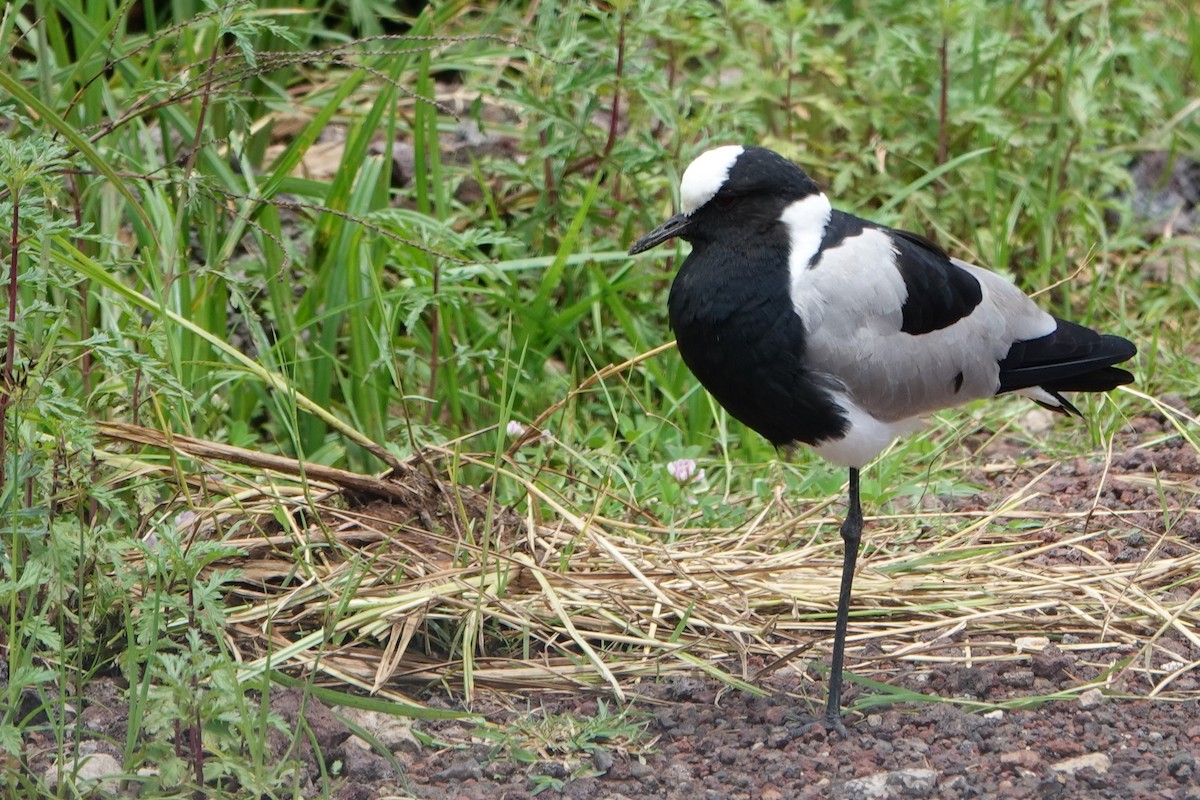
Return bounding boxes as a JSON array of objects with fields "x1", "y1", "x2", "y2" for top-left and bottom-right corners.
[{"x1": 790, "y1": 226, "x2": 1055, "y2": 422}]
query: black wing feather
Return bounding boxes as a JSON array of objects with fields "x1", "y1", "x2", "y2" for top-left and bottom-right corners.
[
  {"x1": 887, "y1": 227, "x2": 983, "y2": 335},
  {"x1": 816, "y1": 214, "x2": 984, "y2": 335},
  {"x1": 998, "y1": 318, "x2": 1136, "y2": 411}
]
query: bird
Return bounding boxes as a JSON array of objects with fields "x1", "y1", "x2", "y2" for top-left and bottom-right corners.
[{"x1": 629, "y1": 145, "x2": 1136, "y2": 734}]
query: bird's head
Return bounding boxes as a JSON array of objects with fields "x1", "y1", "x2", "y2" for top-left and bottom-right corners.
[{"x1": 629, "y1": 145, "x2": 823, "y2": 255}]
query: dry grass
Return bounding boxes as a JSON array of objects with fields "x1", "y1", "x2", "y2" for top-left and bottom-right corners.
[{"x1": 97, "y1": 401, "x2": 1200, "y2": 711}]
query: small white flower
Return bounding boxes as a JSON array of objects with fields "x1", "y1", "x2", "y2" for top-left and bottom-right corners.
[
  {"x1": 667, "y1": 458, "x2": 698, "y2": 483},
  {"x1": 506, "y1": 420, "x2": 527, "y2": 437}
]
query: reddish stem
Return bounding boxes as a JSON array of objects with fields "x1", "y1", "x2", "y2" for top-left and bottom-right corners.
[
  {"x1": 0, "y1": 191, "x2": 18, "y2": 489},
  {"x1": 937, "y1": 32, "x2": 949, "y2": 168},
  {"x1": 72, "y1": 180, "x2": 92, "y2": 395},
  {"x1": 602, "y1": 13, "x2": 625, "y2": 162}
]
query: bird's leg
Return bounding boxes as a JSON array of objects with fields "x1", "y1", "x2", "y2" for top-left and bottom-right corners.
[{"x1": 825, "y1": 466, "x2": 863, "y2": 737}]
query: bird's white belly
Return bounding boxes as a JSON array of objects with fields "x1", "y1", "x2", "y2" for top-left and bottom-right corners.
[{"x1": 812, "y1": 394, "x2": 926, "y2": 468}]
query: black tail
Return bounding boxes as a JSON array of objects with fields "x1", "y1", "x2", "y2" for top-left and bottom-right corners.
[{"x1": 998, "y1": 318, "x2": 1136, "y2": 416}]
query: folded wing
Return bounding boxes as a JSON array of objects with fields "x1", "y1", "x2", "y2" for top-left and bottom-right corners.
[{"x1": 796, "y1": 214, "x2": 1136, "y2": 420}]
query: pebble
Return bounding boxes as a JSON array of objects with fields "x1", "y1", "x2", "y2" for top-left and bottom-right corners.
[
  {"x1": 591, "y1": 747, "x2": 613, "y2": 774},
  {"x1": 1050, "y1": 752, "x2": 1112, "y2": 777},
  {"x1": 1169, "y1": 753, "x2": 1195, "y2": 780},
  {"x1": 895, "y1": 737, "x2": 930, "y2": 756},
  {"x1": 984, "y1": 709, "x2": 1006, "y2": 720},
  {"x1": 340, "y1": 742, "x2": 395, "y2": 783},
  {"x1": 1036, "y1": 773, "x2": 1066, "y2": 798},
  {"x1": 43, "y1": 752, "x2": 123, "y2": 795},
  {"x1": 434, "y1": 756, "x2": 482, "y2": 781},
  {"x1": 1077, "y1": 688, "x2": 1103, "y2": 709},
  {"x1": 345, "y1": 710, "x2": 423, "y2": 754},
  {"x1": 1001, "y1": 669, "x2": 1035, "y2": 689},
  {"x1": 942, "y1": 775, "x2": 969, "y2": 793},
  {"x1": 839, "y1": 768, "x2": 938, "y2": 799},
  {"x1": 1031, "y1": 644, "x2": 1073, "y2": 678},
  {"x1": 762, "y1": 706, "x2": 787, "y2": 726},
  {"x1": 1000, "y1": 749, "x2": 1043, "y2": 770},
  {"x1": 766, "y1": 727, "x2": 791, "y2": 748}
]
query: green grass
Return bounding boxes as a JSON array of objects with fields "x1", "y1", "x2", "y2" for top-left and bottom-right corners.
[
  {"x1": 1, "y1": 0, "x2": 1198, "y2": 796},
  {"x1": 473, "y1": 700, "x2": 654, "y2": 795}
]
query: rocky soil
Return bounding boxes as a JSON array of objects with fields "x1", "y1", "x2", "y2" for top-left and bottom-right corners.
[
  {"x1": 60, "y1": 670, "x2": 1200, "y2": 799},
  {"x1": 25, "y1": 405, "x2": 1200, "y2": 799}
]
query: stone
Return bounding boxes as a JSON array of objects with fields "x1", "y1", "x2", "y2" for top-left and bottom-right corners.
[
  {"x1": 1000, "y1": 749, "x2": 1043, "y2": 770},
  {"x1": 629, "y1": 759, "x2": 656, "y2": 781},
  {"x1": 339, "y1": 739, "x2": 396, "y2": 783},
  {"x1": 839, "y1": 768, "x2": 938, "y2": 799},
  {"x1": 1050, "y1": 753, "x2": 1112, "y2": 777},
  {"x1": 1078, "y1": 689, "x2": 1104, "y2": 710},
  {"x1": 1168, "y1": 752, "x2": 1196, "y2": 781},
  {"x1": 591, "y1": 747, "x2": 614, "y2": 774},
  {"x1": 433, "y1": 756, "x2": 482, "y2": 781},
  {"x1": 1031, "y1": 644, "x2": 1073, "y2": 679},
  {"x1": 349, "y1": 709, "x2": 422, "y2": 755},
  {"x1": 43, "y1": 752, "x2": 123, "y2": 796},
  {"x1": 1001, "y1": 670, "x2": 1035, "y2": 689}
]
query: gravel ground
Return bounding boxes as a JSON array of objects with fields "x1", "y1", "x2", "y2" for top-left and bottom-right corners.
[
  {"x1": 53, "y1": 664, "x2": 1200, "y2": 799},
  {"x1": 27, "y1": 405, "x2": 1200, "y2": 799},
  {"x1": 395, "y1": 677, "x2": 1200, "y2": 800}
]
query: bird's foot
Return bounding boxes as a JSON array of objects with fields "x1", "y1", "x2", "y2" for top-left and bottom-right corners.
[{"x1": 824, "y1": 712, "x2": 849, "y2": 739}]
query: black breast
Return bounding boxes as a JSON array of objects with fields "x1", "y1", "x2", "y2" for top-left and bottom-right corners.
[{"x1": 667, "y1": 237, "x2": 847, "y2": 448}]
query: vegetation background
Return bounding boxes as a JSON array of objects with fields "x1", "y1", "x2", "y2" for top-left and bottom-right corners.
[{"x1": 0, "y1": 0, "x2": 1197, "y2": 796}]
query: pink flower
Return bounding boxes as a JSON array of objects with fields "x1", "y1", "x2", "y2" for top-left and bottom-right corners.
[{"x1": 667, "y1": 458, "x2": 701, "y2": 483}]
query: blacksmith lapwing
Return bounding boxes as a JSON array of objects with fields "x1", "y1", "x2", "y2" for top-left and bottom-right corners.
[{"x1": 629, "y1": 145, "x2": 1136, "y2": 733}]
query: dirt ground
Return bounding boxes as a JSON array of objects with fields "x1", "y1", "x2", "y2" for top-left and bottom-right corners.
[
  {"x1": 309, "y1": 403, "x2": 1200, "y2": 799},
  {"x1": 36, "y1": 404, "x2": 1200, "y2": 799},
  {"x1": 399, "y1": 677, "x2": 1200, "y2": 800},
  {"x1": 64, "y1": 662, "x2": 1200, "y2": 800}
]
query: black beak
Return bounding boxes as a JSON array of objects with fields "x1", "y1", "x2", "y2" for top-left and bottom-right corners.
[{"x1": 629, "y1": 212, "x2": 691, "y2": 255}]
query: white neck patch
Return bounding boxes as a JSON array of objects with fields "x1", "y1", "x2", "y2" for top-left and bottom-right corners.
[
  {"x1": 679, "y1": 145, "x2": 744, "y2": 215},
  {"x1": 780, "y1": 193, "x2": 832, "y2": 273}
]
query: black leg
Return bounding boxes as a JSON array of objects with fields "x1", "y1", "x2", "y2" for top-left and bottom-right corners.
[{"x1": 825, "y1": 467, "x2": 863, "y2": 736}]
